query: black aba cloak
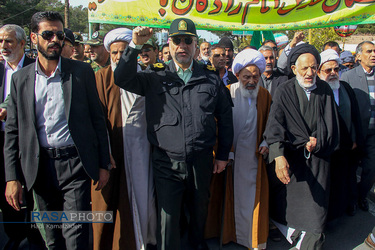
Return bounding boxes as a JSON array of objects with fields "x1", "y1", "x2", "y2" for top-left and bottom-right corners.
[{"x1": 264, "y1": 77, "x2": 339, "y2": 234}]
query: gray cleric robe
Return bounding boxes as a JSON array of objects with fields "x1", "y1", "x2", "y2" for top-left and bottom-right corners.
[{"x1": 264, "y1": 77, "x2": 339, "y2": 234}]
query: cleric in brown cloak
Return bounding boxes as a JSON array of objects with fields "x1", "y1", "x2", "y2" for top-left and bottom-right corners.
[{"x1": 263, "y1": 43, "x2": 340, "y2": 249}]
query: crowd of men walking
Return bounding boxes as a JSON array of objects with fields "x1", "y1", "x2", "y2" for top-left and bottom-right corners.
[{"x1": 0, "y1": 10, "x2": 375, "y2": 250}]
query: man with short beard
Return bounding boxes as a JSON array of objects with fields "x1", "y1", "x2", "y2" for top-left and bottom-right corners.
[
  {"x1": 209, "y1": 44, "x2": 237, "y2": 85},
  {"x1": 264, "y1": 43, "x2": 339, "y2": 249},
  {"x1": 4, "y1": 11, "x2": 111, "y2": 250},
  {"x1": 258, "y1": 45, "x2": 288, "y2": 96},
  {"x1": 317, "y1": 49, "x2": 363, "y2": 219},
  {"x1": 199, "y1": 41, "x2": 211, "y2": 64},
  {"x1": 0, "y1": 24, "x2": 37, "y2": 249},
  {"x1": 218, "y1": 36, "x2": 234, "y2": 70},
  {"x1": 341, "y1": 41, "x2": 375, "y2": 213},
  {"x1": 86, "y1": 30, "x2": 110, "y2": 72},
  {"x1": 93, "y1": 28, "x2": 157, "y2": 250},
  {"x1": 205, "y1": 49, "x2": 271, "y2": 249},
  {"x1": 139, "y1": 39, "x2": 158, "y2": 68}
]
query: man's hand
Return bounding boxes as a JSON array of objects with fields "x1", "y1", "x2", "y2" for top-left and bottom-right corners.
[
  {"x1": 5, "y1": 180, "x2": 23, "y2": 211},
  {"x1": 109, "y1": 154, "x2": 116, "y2": 170},
  {"x1": 259, "y1": 146, "x2": 269, "y2": 155},
  {"x1": 352, "y1": 142, "x2": 357, "y2": 150},
  {"x1": 213, "y1": 159, "x2": 228, "y2": 174},
  {"x1": 275, "y1": 156, "x2": 290, "y2": 184},
  {"x1": 290, "y1": 31, "x2": 305, "y2": 48},
  {"x1": 133, "y1": 26, "x2": 153, "y2": 46},
  {"x1": 305, "y1": 137, "x2": 317, "y2": 152},
  {"x1": 0, "y1": 108, "x2": 7, "y2": 121},
  {"x1": 95, "y1": 169, "x2": 110, "y2": 191}
]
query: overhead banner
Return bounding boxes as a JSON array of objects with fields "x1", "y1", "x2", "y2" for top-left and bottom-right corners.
[{"x1": 88, "y1": 0, "x2": 375, "y2": 31}]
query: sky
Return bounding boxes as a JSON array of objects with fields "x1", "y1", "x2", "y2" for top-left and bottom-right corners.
[{"x1": 63, "y1": 0, "x2": 87, "y2": 7}]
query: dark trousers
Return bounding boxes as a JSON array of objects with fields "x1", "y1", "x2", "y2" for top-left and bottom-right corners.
[
  {"x1": 358, "y1": 133, "x2": 375, "y2": 200},
  {"x1": 32, "y1": 149, "x2": 91, "y2": 250},
  {"x1": 290, "y1": 230, "x2": 325, "y2": 250},
  {"x1": 152, "y1": 147, "x2": 213, "y2": 250},
  {"x1": 0, "y1": 131, "x2": 45, "y2": 249}
]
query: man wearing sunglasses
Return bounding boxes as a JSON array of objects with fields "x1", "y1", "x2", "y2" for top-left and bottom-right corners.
[
  {"x1": 114, "y1": 18, "x2": 233, "y2": 250},
  {"x1": 318, "y1": 49, "x2": 363, "y2": 219},
  {"x1": 209, "y1": 44, "x2": 237, "y2": 85},
  {"x1": 4, "y1": 11, "x2": 111, "y2": 250}
]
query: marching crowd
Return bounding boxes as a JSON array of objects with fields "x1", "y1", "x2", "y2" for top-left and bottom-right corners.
[{"x1": 1, "y1": 10, "x2": 375, "y2": 250}]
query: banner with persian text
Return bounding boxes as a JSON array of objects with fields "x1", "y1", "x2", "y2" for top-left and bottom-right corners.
[{"x1": 88, "y1": 0, "x2": 375, "y2": 31}]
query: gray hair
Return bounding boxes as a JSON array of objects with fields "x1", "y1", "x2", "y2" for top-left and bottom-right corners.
[
  {"x1": 0, "y1": 24, "x2": 27, "y2": 43},
  {"x1": 356, "y1": 41, "x2": 374, "y2": 55},
  {"x1": 258, "y1": 45, "x2": 276, "y2": 57}
]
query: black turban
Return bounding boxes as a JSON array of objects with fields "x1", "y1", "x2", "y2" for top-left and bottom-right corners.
[{"x1": 287, "y1": 43, "x2": 321, "y2": 75}]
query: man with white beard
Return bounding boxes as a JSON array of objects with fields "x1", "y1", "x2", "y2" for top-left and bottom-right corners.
[
  {"x1": 317, "y1": 49, "x2": 363, "y2": 218},
  {"x1": 199, "y1": 41, "x2": 211, "y2": 64},
  {"x1": 264, "y1": 43, "x2": 340, "y2": 249},
  {"x1": 93, "y1": 28, "x2": 157, "y2": 250},
  {"x1": 205, "y1": 49, "x2": 271, "y2": 249}
]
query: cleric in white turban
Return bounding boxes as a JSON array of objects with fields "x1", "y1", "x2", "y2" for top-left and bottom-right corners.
[
  {"x1": 104, "y1": 27, "x2": 133, "y2": 52},
  {"x1": 232, "y1": 49, "x2": 266, "y2": 75},
  {"x1": 208, "y1": 48, "x2": 272, "y2": 250}
]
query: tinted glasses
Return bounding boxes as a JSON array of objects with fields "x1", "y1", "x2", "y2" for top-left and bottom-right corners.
[
  {"x1": 171, "y1": 37, "x2": 193, "y2": 45},
  {"x1": 35, "y1": 31, "x2": 65, "y2": 41},
  {"x1": 322, "y1": 67, "x2": 339, "y2": 74}
]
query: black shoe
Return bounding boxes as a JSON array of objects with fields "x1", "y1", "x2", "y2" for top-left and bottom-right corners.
[
  {"x1": 358, "y1": 198, "x2": 369, "y2": 211},
  {"x1": 269, "y1": 228, "x2": 282, "y2": 242},
  {"x1": 347, "y1": 203, "x2": 357, "y2": 216}
]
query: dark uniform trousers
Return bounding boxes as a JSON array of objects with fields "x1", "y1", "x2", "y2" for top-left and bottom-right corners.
[
  {"x1": 152, "y1": 146, "x2": 213, "y2": 250},
  {"x1": 358, "y1": 132, "x2": 375, "y2": 200},
  {"x1": 32, "y1": 148, "x2": 91, "y2": 250}
]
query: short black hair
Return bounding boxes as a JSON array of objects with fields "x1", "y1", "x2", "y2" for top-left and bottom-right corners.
[
  {"x1": 31, "y1": 11, "x2": 64, "y2": 33},
  {"x1": 322, "y1": 41, "x2": 340, "y2": 51},
  {"x1": 161, "y1": 43, "x2": 169, "y2": 51},
  {"x1": 262, "y1": 40, "x2": 277, "y2": 47},
  {"x1": 210, "y1": 43, "x2": 225, "y2": 51}
]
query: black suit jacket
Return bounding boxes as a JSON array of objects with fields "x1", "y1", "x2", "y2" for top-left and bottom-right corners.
[
  {"x1": 260, "y1": 69, "x2": 288, "y2": 97},
  {"x1": 4, "y1": 57, "x2": 110, "y2": 190}
]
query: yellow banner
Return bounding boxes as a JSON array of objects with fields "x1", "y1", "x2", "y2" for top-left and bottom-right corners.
[{"x1": 88, "y1": 0, "x2": 375, "y2": 30}]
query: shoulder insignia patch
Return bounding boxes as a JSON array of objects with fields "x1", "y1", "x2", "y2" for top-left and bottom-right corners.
[
  {"x1": 151, "y1": 63, "x2": 166, "y2": 71},
  {"x1": 205, "y1": 65, "x2": 216, "y2": 71}
]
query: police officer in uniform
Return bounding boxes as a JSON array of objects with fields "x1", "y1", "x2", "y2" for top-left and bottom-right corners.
[
  {"x1": 85, "y1": 30, "x2": 110, "y2": 72},
  {"x1": 114, "y1": 19, "x2": 234, "y2": 250}
]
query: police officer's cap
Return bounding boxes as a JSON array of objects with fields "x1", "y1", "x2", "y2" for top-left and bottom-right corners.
[
  {"x1": 85, "y1": 30, "x2": 106, "y2": 46},
  {"x1": 73, "y1": 32, "x2": 83, "y2": 44},
  {"x1": 169, "y1": 18, "x2": 197, "y2": 37}
]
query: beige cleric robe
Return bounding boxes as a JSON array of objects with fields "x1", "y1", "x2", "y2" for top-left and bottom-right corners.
[
  {"x1": 92, "y1": 65, "x2": 156, "y2": 250},
  {"x1": 205, "y1": 83, "x2": 271, "y2": 249}
]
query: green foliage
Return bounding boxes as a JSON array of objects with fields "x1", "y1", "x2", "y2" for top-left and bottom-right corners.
[
  {"x1": 357, "y1": 24, "x2": 375, "y2": 34},
  {"x1": 286, "y1": 27, "x2": 339, "y2": 52}
]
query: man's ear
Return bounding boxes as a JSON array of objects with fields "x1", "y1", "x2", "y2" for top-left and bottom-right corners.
[
  {"x1": 30, "y1": 33, "x2": 38, "y2": 45},
  {"x1": 291, "y1": 65, "x2": 297, "y2": 75}
]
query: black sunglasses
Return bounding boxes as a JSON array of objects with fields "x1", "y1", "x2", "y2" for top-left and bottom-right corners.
[
  {"x1": 172, "y1": 37, "x2": 193, "y2": 45},
  {"x1": 322, "y1": 67, "x2": 339, "y2": 74},
  {"x1": 35, "y1": 31, "x2": 65, "y2": 41}
]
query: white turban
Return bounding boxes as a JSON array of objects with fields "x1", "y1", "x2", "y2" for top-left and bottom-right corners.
[
  {"x1": 319, "y1": 49, "x2": 340, "y2": 68},
  {"x1": 232, "y1": 49, "x2": 266, "y2": 75},
  {"x1": 104, "y1": 28, "x2": 133, "y2": 52}
]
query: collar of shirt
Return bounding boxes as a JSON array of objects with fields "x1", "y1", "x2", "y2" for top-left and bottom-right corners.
[
  {"x1": 174, "y1": 60, "x2": 193, "y2": 84},
  {"x1": 362, "y1": 66, "x2": 374, "y2": 76},
  {"x1": 35, "y1": 56, "x2": 62, "y2": 79},
  {"x1": 4, "y1": 54, "x2": 25, "y2": 71}
]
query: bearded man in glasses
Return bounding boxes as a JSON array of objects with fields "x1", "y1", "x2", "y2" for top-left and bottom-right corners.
[
  {"x1": 114, "y1": 18, "x2": 233, "y2": 250},
  {"x1": 4, "y1": 11, "x2": 111, "y2": 250},
  {"x1": 317, "y1": 49, "x2": 363, "y2": 220}
]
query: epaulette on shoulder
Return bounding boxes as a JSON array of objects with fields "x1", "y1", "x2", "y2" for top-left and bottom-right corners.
[
  {"x1": 150, "y1": 62, "x2": 166, "y2": 71},
  {"x1": 204, "y1": 64, "x2": 216, "y2": 72}
]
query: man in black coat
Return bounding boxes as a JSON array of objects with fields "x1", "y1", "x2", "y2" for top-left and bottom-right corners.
[{"x1": 4, "y1": 12, "x2": 111, "y2": 250}]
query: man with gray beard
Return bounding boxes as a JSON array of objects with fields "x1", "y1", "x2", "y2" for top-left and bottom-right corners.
[
  {"x1": 93, "y1": 28, "x2": 157, "y2": 250},
  {"x1": 206, "y1": 49, "x2": 271, "y2": 249},
  {"x1": 264, "y1": 43, "x2": 339, "y2": 249},
  {"x1": 318, "y1": 49, "x2": 363, "y2": 218}
]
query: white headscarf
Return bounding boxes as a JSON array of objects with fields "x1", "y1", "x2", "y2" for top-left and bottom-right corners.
[
  {"x1": 319, "y1": 49, "x2": 340, "y2": 69},
  {"x1": 104, "y1": 28, "x2": 133, "y2": 52},
  {"x1": 232, "y1": 49, "x2": 266, "y2": 75}
]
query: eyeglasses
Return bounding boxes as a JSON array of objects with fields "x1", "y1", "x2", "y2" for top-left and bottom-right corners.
[
  {"x1": 35, "y1": 31, "x2": 65, "y2": 41},
  {"x1": 322, "y1": 67, "x2": 339, "y2": 74},
  {"x1": 271, "y1": 47, "x2": 278, "y2": 51},
  {"x1": 213, "y1": 53, "x2": 225, "y2": 58},
  {"x1": 171, "y1": 37, "x2": 193, "y2": 45}
]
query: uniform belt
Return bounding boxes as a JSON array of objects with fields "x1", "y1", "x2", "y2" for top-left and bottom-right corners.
[{"x1": 42, "y1": 145, "x2": 77, "y2": 159}]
